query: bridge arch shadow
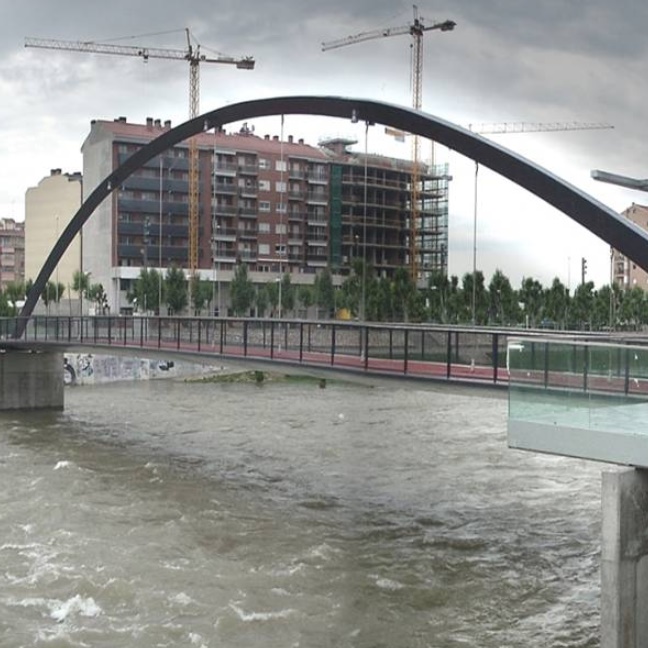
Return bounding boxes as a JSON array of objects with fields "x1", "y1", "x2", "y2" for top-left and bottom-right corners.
[{"x1": 18, "y1": 95, "x2": 648, "y2": 335}]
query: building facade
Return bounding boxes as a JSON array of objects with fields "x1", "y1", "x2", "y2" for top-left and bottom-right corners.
[
  {"x1": 0, "y1": 218, "x2": 25, "y2": 290},
  {"x1": 80, "y1": 117, "x2": 450, "y2": 313},
  {"x1": 611, "y1": 203, "x2": 648, "y2": 290},
  {"x1": 25, "y1": 169, "x2": 82, "y2": 291}
]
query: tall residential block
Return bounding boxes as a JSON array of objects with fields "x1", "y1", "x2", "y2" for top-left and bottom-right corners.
[
  {"x1": 0, "y1": 218, "x2": 25, "y2": 290},
  {"x1": 25, "y1": 169, "x2": 82, "y2": 291},
  {"x1": 612, "y1": 203, "x2": 648, "y2": 289},
  {"x1": 80, "y1": 116, "x2": 450, "y2": 313}
]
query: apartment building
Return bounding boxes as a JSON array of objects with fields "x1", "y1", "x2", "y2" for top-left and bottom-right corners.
[
  {"x1": 24, "y1": 169, "x2": 82, "y2": 289},
  {"x1": 0, "y1": 218, "x2": 25, "y2": 290},
  {"x1": 80, "y1": 116, "x2": 450, "y2": 312},
  {"x1": 612, "y1": 203, "x2": 648, "y2": 289},
  {"x1": 321, "y1": 138, "x2": 448, "y2": 280}
]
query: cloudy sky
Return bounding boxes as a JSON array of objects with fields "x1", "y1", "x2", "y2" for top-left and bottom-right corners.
[{"x1": 2, "y1": 0, "x2": 647, "y2": 288}]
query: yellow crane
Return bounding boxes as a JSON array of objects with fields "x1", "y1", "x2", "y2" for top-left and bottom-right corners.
[
  {"x1": 25, "y1": 30, "x2": 255, "y2": 277},
  {"x1": 322, "y1": 6, "x2": 456, "y2": 280}
]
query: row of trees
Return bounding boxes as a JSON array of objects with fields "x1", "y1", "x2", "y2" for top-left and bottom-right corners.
[
  {"x1": 0, "y1": 270, "x2": 108, "y2": 317},
  {"x1": 128, "y1": 260, "x2": 646, "y2": 331},
  {"x1": 1, "y1": 262, "x2": 644, "y2": 331}
]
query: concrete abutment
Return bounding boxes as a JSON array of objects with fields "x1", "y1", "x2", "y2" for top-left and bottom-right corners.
[
  {"x1": 0, "y1": 350, "x2": 63, "y2": 410},
  {"x1": 602, "y1": 467, "x2": 648, "y2": 648}
]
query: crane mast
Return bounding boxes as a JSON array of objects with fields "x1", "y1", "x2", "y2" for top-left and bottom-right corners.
[
  {"x1": 322, "y1": 6, "x2": 455, "y2": 281},
  {"x1": 25, "y1": 31, "x2": 255, "y2": 281}
]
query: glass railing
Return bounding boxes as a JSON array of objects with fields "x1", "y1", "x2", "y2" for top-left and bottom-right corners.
[{"x1": 507, "y1": 337, "x2": 648, "y2": 466}]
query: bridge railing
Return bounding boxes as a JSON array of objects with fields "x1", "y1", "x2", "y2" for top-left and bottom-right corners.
[
  {"x1": 507, "y1": 336, "x2": 648, "y2": 466},
  {"x1": 2, "y1": 314, "x2": 594, "y2": 386}
]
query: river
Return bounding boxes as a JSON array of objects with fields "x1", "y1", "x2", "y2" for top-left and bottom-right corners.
[{"x1": 0, "y1": 372, "x2": 601, "y2": 647}]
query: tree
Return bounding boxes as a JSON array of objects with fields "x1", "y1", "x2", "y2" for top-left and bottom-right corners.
[
  {"x1": 619, "y1": 286, "x2": 646, "y2": 330},
  {"x1": 461, "y1": 271, "x2": 488, "y2": 324},
  {"x1": 518, "y1": 277, "x2": 544, "y2": 328},
  {"x1": 280, "y1": 273, "x2": 295, "y2": 316},
  {"x1": 130, "y1": 268, "x2": 161, "y2": 314},
  {"x1": 297, "y1": 284, "x2": 314, "y2": 316},
  {"x1": 571, "y1": 281, "x2": 595, "y2": 330},
  {"x1": 87, "y1": 283, "x2": 108, "y2": 314},
  {"x1": 374, "y1": 277, "x2": 393, "y2": 322},
  {"x1": 543, "y1": 277, "x2": 569, "y2": 329},
  {"x1": 427, "y1": 271, "x2": 449, "y2": 323},
  {"x1": 4, "y1": 281, "x2": 25, "y2": 316},
  {"x1": 72, "y1": 270, "x2": 91, "y2": 316},
  {"x1": 392, "y1": 267, "x2": 416, "y2": 322},
  {"x1": 189, "y1": 274, "x2": 212, "y2": 315},
  {"x1": 488, "y1": 269, "x2": 516, "y2": 325},
  {"x1": 41, "y1": 282, "x2": 64, "y2": 314},
  {"x1": 314, "y1": 267, "x2": 335, "y2": 317},
  {"x1": 256, "y1": 284, "x2": 269, "y2": 317},
  {"x1": 164, "y1": 265, "x2": 188, "y2": 315},
  {"x1": 230, "y1": 264, "x2": 255, "y2": 316}
]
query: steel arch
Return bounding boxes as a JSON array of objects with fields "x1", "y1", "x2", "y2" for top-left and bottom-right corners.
[{"x1": 18, "y1": 95, "x2": 647, "y2": 335}]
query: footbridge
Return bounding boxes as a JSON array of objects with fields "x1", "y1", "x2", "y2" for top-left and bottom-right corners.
[{"x1": 2, "y1": 316, "x2": 519, "y2": 400}]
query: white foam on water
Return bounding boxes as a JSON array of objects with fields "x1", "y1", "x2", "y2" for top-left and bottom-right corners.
[
  {"x1": 189, "y1": 632, "x2": 207, "y2": 647},
  {"x1": 54, "y1": 460, "x2": 72, "y2": 470},
  {"x1": 50, "y1": 594, "x2": 102, "y2": 622},
  {"x1": 374, "y1": 576, "x2": 405, "y2": 591},
  {"x1": 229, "y1": 603, "x2": 296, "y2": 622},
  {"x1": 171, "y1": 592, "x2": 193, "y2": 606}
]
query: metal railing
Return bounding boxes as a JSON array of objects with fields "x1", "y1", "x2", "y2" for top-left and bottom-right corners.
[{"x1": 0, "y1": 316, "x2": 530, "y2": 386}]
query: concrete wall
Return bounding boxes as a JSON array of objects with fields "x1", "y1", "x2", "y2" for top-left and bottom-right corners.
[
  {"x1": 0, "y1": 350, "x2": 63, "y2": 410},
  {"x1": 601, "y1": 467, "x2": 648, "y2": 648}
]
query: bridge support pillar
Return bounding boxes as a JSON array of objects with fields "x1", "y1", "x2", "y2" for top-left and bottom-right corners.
[
  {"x1": 0, "y1": 350, "x2": 63, "y2": 410},
  {"x1": 601, "y1": 467, "x2": 648, "y2": 648}
]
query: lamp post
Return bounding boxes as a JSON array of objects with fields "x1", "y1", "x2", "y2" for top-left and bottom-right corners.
[{"x1": 55, "y1": 214, "x2": 60, "y2": 315}]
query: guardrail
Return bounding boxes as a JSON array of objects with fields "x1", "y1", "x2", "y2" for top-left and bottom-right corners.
[{"x1": 0, "y1": 315, "x2": 529, "y2": 386}]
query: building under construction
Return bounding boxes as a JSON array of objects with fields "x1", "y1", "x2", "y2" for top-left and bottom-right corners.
[
  {"x1": 321, "y1": 137, "x2": 449, "y2": 282},
  {"x1": 79, "y1": 117, "x2": 450, "y2": 313}
]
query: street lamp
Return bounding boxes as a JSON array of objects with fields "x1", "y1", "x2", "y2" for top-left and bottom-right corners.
[{"x1": 591, "y1": 169, "x2": 648, "y2": 192}]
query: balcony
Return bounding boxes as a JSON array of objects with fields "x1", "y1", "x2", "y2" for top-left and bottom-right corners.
[
  {"x1": 306, "y1": 192, "x2": 328, "y2": 205},
  {"x1": 238, "y1": 207, "x2": 258, "y2": 219},
  {"x1": 238, "y1": 227, "x2": 258, "y2": 239},
  {"x1": 214, "y1": 183, "x2": 237, "y2": 194}
]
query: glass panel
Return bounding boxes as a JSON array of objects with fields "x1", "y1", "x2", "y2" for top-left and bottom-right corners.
[{"x1": 508, "y1": 338, "x2": 648, "y2": 437}]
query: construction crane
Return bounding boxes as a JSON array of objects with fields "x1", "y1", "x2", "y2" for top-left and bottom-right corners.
[
  {"x1": 469, "y1": 121, "x2": 614, "y2": 135},
  {"x1": 322, "y1": 6, "x2": 456, "y2": 281},
  {"x1": 25, "y1": 30, "x2": 255, "y2": 278},
  {"x1": 464, "y1": 120, "x2": 614, "y2": 325}
]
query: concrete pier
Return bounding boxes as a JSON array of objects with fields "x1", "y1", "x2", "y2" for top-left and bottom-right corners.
[
  {"x1": 602, "y1": 468, "x2": 648, "y2": 648},
  {"x1": 0, "y1": 350, "x2": 64, "y2": 410}
]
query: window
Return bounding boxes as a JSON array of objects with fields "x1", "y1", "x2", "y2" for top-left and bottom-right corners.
[
  {"x1": 258, "y1": 179, "x2": 270, "y2": 191},
  {"x1": 258, "y1": 223, "x2": 270, "y2": 233},
  {"x1": 275, "y1": 224, "x2": 287, "y2": 235},
  {"x1": 259, "y1": 158, "x2": 270, "y2": 170},
  {"x1": 259, "y1": 201, "x2": 271, "y2": 212},
  {"x1": 276, "y1": 202, "x2": 287, "y2": 213},
  {"x1": 259, "y1": 243, "x2": 270, "y2": 255},
  {"x1": 275, "y1": 181, "x2": 287, "y2": 193},
  {"x1": 275, "y1": 244, "x2": 286, "y2": 256},
  {"x1": 275, "y1": 160, "x2": 287, "y2": 172}
]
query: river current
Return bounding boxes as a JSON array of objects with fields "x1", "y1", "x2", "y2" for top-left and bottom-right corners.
[{"x1": 0, "y1": 373, "x2": 601, "y2": 647}]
